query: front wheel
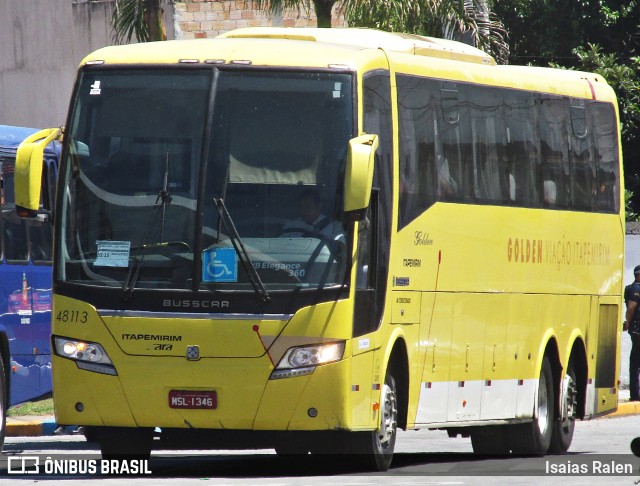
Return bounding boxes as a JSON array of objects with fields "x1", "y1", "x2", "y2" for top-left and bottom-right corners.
[
  {"x1": 97, "y1": 426, "x2": 153, "y2": 459},
  {"x1": 344, "y1": 371, "x2": 398, "y2": 471}
]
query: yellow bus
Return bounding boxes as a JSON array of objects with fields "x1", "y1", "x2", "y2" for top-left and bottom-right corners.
[{"x1": 15, "y1": 27, "x2": 623, "y2": 470}]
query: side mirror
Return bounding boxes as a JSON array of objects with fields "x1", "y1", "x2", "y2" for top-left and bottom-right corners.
[
  {"x1": 344, "y1": 134, "x2": 378, "y2": 219},
  {"x1": 15, "y1": 128, "x2": 61, "y2": 218}
]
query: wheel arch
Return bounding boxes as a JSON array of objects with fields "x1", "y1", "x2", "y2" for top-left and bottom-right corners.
[
  {"x1": 541, "y1": 337, "x2": 561, "y2": 418},
  {"x1": 385, "y1": 337, "x2": 409, "y2": 431},
  {"x1": 567, "y1": 337, "x2": 588, "y2": 419},
  {"x1": 542, "y1": 335, "x2": 588, "y2": 421}
]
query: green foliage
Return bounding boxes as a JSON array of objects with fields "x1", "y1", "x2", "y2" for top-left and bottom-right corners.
[
  {"x1": 112, "y1": 0, "x2": 166, "y2": 44},
  {"x1": 627, "y1": 189, "x2": 639, "y2": 222},
  {"x1": 251, "y1": 0, "x2": 337, "y2": 28},
  {"x1": 572, "y1": 44, "x2": 640, "y2": 146},
  {"x1": 342, "y1": 0, "x2": 510, "y2": 64}
]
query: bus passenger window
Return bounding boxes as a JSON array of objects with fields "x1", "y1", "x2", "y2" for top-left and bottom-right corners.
[
  {"x1": 3, "y1": 210, "x2": 28, "y2": 262},
  {"x1": 27, "y1": 219, "x2": 53, "y2": 263},
  {"x1": 539, "y1": 97, "x2": 570, "y2": 209},
  {"x1": 591, "y1": 103, "x2": 620, "y2": 213},
  {"x1": 504, "y1": 92, "x2": 541, "y2": 208},
  {"x1": 397, "y1": 74, "x2": 438, "y2": 228}
]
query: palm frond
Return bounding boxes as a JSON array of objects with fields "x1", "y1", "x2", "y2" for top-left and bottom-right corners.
[
  {"x1": 112, "y1": 0, "x2": 165, "y2": 44},
  {"x1": 251, "y1": 0, "x2": 313, "y2": 17},
  {"x1": 112, "y1": 0, "x2": 148, "y2": 44},
  {"x1": 343, "y1": 0, "x2": 510, "y2": 64}
]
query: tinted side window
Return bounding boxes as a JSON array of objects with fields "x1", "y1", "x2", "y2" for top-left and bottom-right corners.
[
  {"x1": 397, "y1": 73, "x2": 620, "y2": 224},
  {"x1": 591, "y1": 103, "x2": 620, "y2": 213},
  {"x1": 1, "y1": 160, "x2": 28, "y2": 262},
  {"x1": 354, "y1": 71, "x2": 393, "y2": 336}
]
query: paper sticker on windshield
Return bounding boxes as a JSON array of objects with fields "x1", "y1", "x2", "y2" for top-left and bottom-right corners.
[
  {"x1": 94, "y1": 240, "x2": 130, "y2": 267},
  {"x1": 90, "y1": 81, "x2": 101, "y2": 95},
  {"x1": 202, "y1": 247, "x2": 238, "y2": 283}
]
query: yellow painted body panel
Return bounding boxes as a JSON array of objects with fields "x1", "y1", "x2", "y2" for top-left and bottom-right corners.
[{"x1": 53, "y1": 295, "x2": 366, "y2": 430}]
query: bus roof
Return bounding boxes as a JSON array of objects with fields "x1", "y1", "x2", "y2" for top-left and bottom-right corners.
[
  {"x1": 79, "y1": 27, "x2": 495, "y2": 68},
  {"x1": 78, "y1": 28, "x2": 614, "y2": 102},
  {"x1": 218, "y1": 27, "x2": 496, "y2": 66}
]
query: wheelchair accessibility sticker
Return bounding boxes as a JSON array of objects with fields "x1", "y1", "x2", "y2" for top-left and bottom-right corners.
[{"x1": 202, "y1": 247, "x2": 238, "y2": 283}]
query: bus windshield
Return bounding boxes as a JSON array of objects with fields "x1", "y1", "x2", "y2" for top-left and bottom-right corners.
[{"x1": 59, "y1": 68, "x2": 354, "y2": 293}]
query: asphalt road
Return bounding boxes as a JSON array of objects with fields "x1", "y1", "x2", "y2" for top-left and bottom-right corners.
[{"x1": 2, "y1": 413, "x2": 640, "y2": 485}]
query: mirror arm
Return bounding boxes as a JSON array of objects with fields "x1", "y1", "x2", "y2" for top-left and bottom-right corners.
[{"x1": 15, "y1": 128, "x2": 62, "y2": 218}]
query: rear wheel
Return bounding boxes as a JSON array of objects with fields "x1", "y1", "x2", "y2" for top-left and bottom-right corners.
[
  {"x1": 549, "y1": 360, "x2": 577, "y2": 453},
  {"x1": 510, "y1": 356, "x2": 554, "y2": 455}
]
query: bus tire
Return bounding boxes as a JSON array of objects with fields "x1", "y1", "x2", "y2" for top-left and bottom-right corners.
[
  {"x1": 549, "y1": 359, "x2": 577, "y2": 453},
  {"x1": 0, "y1": 354, "x2": 6, "y2": 451},
  {"x1": 345, "y1": 370, "x2": 398, "y2": 471},
  {"x1": 510, "y1": 356, "x2": 554, "y2": 455},
  {"x1": 98, "y1": 426, "x2": 153, "y2": 459},
  {"x1": 470, "y1": 425, "x2": 510, "y2": 455}
]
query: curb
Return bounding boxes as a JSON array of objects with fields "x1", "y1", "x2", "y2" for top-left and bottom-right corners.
[
  {"x1": 6, "y1": 416, "x2": 57, "y2": 437},
  {"x1": 606, "y1": 400, "x2": 640, "y2": 418}
]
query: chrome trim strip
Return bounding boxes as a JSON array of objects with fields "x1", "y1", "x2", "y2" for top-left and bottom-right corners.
[{"x1": 97, "y1": 310, "x2": 293, "y2": 321}]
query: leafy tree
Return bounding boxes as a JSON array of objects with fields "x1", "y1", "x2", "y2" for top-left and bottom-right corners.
[
  {"x1": 342, "y1": 0, "x2": 510, "y2": 64},
  {"x1": 626, "y1": 189, "x2": 639, "y2": 222},
  {"x1": 492, "y1": 1, "x2": 640, "y2": 209},
  {"x1": 493, "y1": 0, "x2": 638, "y2": 67},
  {"x1": 252, "y1": 0, "x2": 337, "y2": 28},
  {"x1": 571, "y1": 44, "x2": 640, "y2": 150},
  {"x1": 112, "y1": 0, "x2": 167, "y2": 44}
]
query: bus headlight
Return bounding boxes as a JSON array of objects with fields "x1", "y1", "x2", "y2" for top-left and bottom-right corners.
[
  {"x1": 53, "y1": 336, "x2": 117, "y2": 376},
  {"x1": 270, "y1": 341, "x2": 345, "y2": 380}
]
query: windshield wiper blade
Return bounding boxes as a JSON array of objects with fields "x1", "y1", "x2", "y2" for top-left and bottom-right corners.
[
  {"x1": 122, "y1": 154, "x2": 173, "y2": 301},
  {"x1": 214, "y1": 197, "x2": 270, "y2": 303},
  {"x1": 122, "y1": 256, "x2": 142, "y2": 301}
]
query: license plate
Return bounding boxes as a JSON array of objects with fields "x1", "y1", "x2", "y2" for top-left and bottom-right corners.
[{"x1": 169, "y1": 390, "x2": 217, "y2": 409}]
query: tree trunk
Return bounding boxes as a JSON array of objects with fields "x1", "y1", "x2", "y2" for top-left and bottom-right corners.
[
  {"x1": 313, "y1": 0, "x2": 334, "y2": 28},
  {"x1": 144, "y1": 0, "x2": 166, "y2": 41}
]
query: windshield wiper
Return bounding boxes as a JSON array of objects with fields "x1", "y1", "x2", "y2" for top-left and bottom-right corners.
[
  {"x1": 122, "y1": 151, "x2": 173, "y2": 301},
  {"x1": 213, "y1": 197, "x2": 270, "y2": 303}
]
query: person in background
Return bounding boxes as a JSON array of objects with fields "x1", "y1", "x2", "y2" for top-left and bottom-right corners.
[{"x1": 624, "y1": 265, "x2": 640, "y2": 401}]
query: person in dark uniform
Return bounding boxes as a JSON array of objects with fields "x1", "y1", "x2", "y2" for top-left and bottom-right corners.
[{"x1": 625, "y1": 265, "x2": 640, "y2": 401}]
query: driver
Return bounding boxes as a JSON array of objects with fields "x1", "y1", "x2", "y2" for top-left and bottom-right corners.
[{"x1": 281, "y1": 188, "x2": 345, "y2": 244}]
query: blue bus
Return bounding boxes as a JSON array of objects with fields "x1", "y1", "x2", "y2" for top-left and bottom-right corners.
[{"x1": 0, "y1": 125, "x2": 57, "y2": 447}]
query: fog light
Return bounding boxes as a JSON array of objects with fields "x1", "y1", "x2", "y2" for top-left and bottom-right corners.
[{"x1": 75, "y1": 402, "x2": 84, "y2": 412}]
